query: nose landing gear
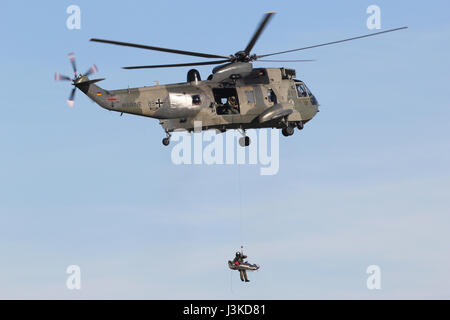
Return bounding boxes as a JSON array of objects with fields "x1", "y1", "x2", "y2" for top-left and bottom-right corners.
[
  {"x1": 282, "y1": 121, "x2": 303, "y2": 137},
  {"x1": 282, "y1": 125, "x2": 294, "y2": 137}
]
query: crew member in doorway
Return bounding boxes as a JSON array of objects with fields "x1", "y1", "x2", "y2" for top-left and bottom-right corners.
[{"x1": 227, "y1": 96, "x2": 239, "y2": 114}]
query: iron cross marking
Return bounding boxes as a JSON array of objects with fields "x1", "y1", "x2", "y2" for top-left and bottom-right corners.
[{"x1": 155, "y1": 99, "x2": 164, "y2": 108}]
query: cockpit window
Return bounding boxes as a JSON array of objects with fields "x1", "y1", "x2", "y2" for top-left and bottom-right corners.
[
  {"x1": 192, "y1": 95, "x2": 201, "y2": 105},
  {"x1": 305, "y1": 85, "x2": 312, "y2": 96},
  {"x1": 296, "y1": 84, "x2": 308, "y2": 97}
]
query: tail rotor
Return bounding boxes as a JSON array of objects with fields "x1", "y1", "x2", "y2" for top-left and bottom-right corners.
[
  {"x1": 68, "y1": 52, "x2": 77, "y2": 77},
  {"x1": 55, "y1": 52, "x2": 98, "y2": 107},
  {"x1": 84, "y1": 64, "x2": 98, "y2": 77},
  {"x1": 67, "y1": 87, "x2": 76, "y2": 107}
]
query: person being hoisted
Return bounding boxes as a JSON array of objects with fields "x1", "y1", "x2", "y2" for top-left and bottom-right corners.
[
  {"x1": 234, "y1": 251, "x2": 249, "y2": 282},
  {"x1": 228, "y1": 248, "x2": 260, "y2": 283}
]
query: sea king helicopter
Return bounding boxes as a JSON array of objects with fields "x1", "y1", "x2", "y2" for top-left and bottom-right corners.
[{"x1": 55, "y1": 12, "x2": 407, "y2": 146}]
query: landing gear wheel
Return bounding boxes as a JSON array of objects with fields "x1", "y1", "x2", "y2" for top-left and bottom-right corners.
[
  {"x1": 239, "y1": 136, "x2": 251, "y2": 147},
  {"x1": 282, "y1": 126, "x2": 295, "y2": 137},
  {"x1": 297, "y1": 122, "x2": 304, "y2": 130},
  {"x1": 162, "y1": 137, "x2": 170, "y2": 146}
]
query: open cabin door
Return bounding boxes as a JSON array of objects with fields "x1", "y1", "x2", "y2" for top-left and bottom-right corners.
[
  {"x1": 212, "y1": 87, "x2": 240, "y2": 118},
  {"x1": 236, "y1": 86, "x2": 259, "y2": 116}
]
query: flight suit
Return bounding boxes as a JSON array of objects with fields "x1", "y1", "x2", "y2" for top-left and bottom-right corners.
[{"x1": 233, "y1": 253, "x2": 249, "y2": 282}]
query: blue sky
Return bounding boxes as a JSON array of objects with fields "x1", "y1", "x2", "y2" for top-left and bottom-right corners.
[{"x1": 0, "y1": 0, "x2": 449, "y2": 298}]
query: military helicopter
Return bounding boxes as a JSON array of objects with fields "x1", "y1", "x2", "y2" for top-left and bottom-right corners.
[{"x1": 55, "y1": 12, "x2": 407, "y2": 146}]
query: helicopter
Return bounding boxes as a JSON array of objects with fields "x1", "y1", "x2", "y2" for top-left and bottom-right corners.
[{"x1": 55, "y1": 12, "x2": 407, "y2": 147}]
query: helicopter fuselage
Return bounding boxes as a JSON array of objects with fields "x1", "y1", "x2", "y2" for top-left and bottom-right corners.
[{"x1": 77, "y1": 65, "x2": 319, "y2": 134}]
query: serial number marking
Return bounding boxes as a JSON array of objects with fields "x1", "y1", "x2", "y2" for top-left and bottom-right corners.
[{"x1": 121, "y1": 101, "x2": 142, "y2": 108}]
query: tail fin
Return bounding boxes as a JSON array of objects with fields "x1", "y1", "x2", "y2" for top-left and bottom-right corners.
[
  {"x1": 75, "y1": 77, "x2": 106, "y2": 95},
  {"x1": 75, "y1": 77, "x2": 105, "y2": 87},
  {"x1": 75, "y1": 77, "x2": 115, "y2": 110}
]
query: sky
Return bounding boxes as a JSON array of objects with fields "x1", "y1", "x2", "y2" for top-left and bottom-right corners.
[{"x1": 0, "y1": 0, "x2": 449, "y2": 299}]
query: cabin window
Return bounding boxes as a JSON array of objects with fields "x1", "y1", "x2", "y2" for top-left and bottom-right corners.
[
  {"x1": 296, "y1": 84, "x2": 308, "y2": 97},
  {"x1": 192, "y1": 95, "x2": 201, "y2": 105},
  {"x1": 267, "y1": 89, "x2": 277, "y2": 104},
  {"x1": 245, "y1": 90, "x2": 255, "y2": 104}
]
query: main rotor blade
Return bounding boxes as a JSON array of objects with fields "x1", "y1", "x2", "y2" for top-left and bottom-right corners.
[
  {"x1": 90, "y1": 38, "x2": 231, "y2": 60},
  {"x1": 122, "y1": 60, "x2": 230, "y2": 69},
  {"x1": 244, "y1": 12, "x2": 275, "y2": 55},
  {"x1": 258, "y1": 59, "x2": 316, "y2": 62},
  {"x1": 257, "y1": 26, "x2": 408, "y2": 58}
]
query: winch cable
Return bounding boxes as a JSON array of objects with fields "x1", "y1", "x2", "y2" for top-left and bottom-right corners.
[
  {"x1": 230, "y1": 163, "x2": 244, "y2": 293},
  {"x1": 237, "y1": 163, "x2": 244, "y2": 246}
]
